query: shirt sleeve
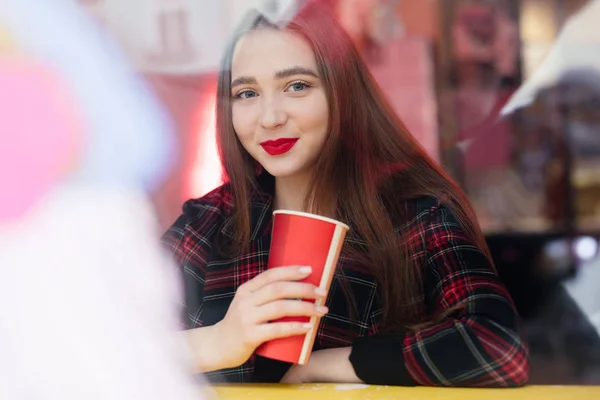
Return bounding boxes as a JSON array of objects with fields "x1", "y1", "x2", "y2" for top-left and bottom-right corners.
[
  {"x1": 349, "y1": 202, "x2": 530, "y2": 387},
  {"x1": 161, "y1": 208, "x2": 210, "y2": 330}
]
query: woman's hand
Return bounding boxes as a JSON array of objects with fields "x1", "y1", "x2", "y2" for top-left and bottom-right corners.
[{"x1": 212, "y1": 265, "x2": 328, "y2": 370}]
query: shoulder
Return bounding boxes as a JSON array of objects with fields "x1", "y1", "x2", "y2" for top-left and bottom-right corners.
[
  {"x1": 398, "y1": 195, "x2": 472, "y2": 247},
  {"x1": 403, "y1": 196, "x2": 490, "y2": 268},
  {"x1": 162, "y1": 183, "x2": 234, "y2": 247},
  {"x1": 404, "y1": 195, "x2": 441, "y2": 219},
  {"x1": 406, "y1": 196, "x2": 461, "y2": 227},
  {"x1": 392, "y1": 195, "x2": 442, "y2": 232},
  {"x1": 180, "y1": 183, "x2": 234, "y2": 225}
]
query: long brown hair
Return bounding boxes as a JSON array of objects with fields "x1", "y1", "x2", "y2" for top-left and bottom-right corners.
[{"x1": 215, "y1": 1, "x2": 493, "y2": 331}]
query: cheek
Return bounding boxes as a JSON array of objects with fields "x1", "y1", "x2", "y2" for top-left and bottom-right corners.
[
  {"x1": 231, "y1": 105, "x2": 255, "y2": 142},
  {"x1": 316, "y1": 107, "x2": 329, "y2": 131},
  {"x1": 297, "y1": 102, "x2": 329, "y2": 135},
  {"x1": 297, "y1": 93, "x2": 329, "y2": 130}
]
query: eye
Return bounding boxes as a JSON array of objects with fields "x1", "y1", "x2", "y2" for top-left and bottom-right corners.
[
  {"x1": 286, "y1": 81, "x2": 311, "y2": 92},
  {"x1": 235, "y1": 90, "x2": 258, "y2": 99}
]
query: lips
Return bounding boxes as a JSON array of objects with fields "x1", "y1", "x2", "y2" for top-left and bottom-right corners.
[{"x1": 260, "y1": 138, "x2": 298, "y2": 156}]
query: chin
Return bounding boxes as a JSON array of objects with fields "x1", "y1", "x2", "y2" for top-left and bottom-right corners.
[
  {"x1": 260, "y1": 162, "x2": 305, "y2": 179},
  {"x1": 262, "y1": 168, "x2": 300, "y2": 179}
]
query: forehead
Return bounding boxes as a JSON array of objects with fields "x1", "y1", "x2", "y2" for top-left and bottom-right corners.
[{"x1": 231, "y1": 28, "x2": 317, "y2": 78}]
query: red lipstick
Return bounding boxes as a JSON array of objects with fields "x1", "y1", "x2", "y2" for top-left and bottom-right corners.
[{"x1": 260, "y1": 138, "x2": 298, "y2": 156}]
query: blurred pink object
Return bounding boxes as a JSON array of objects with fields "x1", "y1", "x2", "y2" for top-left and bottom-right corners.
[{"x1": 0, "y1": 59, "x2": 82, "y2": 224}]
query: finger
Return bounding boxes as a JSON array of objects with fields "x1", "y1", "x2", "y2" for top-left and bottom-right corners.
[
  {"x1": 252, "y1": 281, "x2": 327, "y2": 306},
  {"x1": 254, "y1": 321, "x2": 314, "y2": 344},
  {"x1": 241, "y1": 265, "x2": 312, "y2": 293},
  {"x1": 256, "y1": 299, "x2": 328, "y2": 323}
]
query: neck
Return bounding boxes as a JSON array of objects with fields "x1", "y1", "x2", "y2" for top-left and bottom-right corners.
[{"x1": 273, "y1": 172, "x2": 312, "y2": 212}]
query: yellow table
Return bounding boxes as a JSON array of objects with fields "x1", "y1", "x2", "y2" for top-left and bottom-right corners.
[{"x1": 211, "y1": 383, "x2": 600, "y2": 399}]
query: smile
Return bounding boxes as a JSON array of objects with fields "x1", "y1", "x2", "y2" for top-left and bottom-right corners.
[{"x1": 260, "y1": 138, "x2": 298, "y2": 156}]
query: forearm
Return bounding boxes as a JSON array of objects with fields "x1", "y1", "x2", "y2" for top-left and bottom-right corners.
[
  {"x1": 348, "y1": 314, "x2": 528, "y2": 387},
  {"x1": 349, "y1": 333, "x2": 416, "y2": 386},
  {"x1": 182, "y1": 324, "x2": 229, "y2": 374},
  {"x1": 402, "y1": 315, "x2": 529, "y2": 387},
  {"x1": 307, "y1": 347, "x2": 363, "y2": 383}
]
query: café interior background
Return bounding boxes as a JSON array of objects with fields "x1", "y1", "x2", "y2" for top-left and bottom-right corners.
[{"x1": 81, "y1": 0, "x2": 600, "y2": 385}]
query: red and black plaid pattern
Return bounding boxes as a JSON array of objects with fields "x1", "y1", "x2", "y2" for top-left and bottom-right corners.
[{"x1": 162, "y1": 179, "x2": 529, "y2": 387}]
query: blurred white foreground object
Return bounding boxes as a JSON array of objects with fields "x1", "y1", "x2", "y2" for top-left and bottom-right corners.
[
  {"x1": 0, "y1": 186, "x2": 210, "y2": 400},
  {"x1": 0, "y1": 0, "x2": 210, "y2": 398}
]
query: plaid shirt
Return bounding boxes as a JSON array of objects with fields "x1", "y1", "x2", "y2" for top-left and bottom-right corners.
[{"x1": 162, "y1": 176, "x2": 529, "y2": 387}]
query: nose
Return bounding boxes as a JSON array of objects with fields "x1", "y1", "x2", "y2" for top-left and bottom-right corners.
[{"x1": 259, "y1": 95, "x2": 287, "y2": 130}]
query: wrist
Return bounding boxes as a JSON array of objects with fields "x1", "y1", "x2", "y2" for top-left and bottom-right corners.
[
  {"x1": 305, "y1": 350, "x2": 327, "y2": 381},
  {"x1": 310, "y1": 347, "x2": 361, "y2": 383},
  {"x1": 184, "y1": 323, "x2": 230, "y2": 373},
  {"x1": 207, "y1": 321, "x2": 236, "y2": 370}
]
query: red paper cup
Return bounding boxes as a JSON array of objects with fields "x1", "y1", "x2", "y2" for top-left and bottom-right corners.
[{"x1": 255, "y1": 210, "x2": 349, "y2": 365}]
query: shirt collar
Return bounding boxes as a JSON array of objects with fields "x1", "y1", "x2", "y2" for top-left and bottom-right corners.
[{"x1": 221, "y1": 172, "x2": 275, "y2": 240}]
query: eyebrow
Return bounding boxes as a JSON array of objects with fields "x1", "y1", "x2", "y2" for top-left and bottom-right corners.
[{"x1": 231, "y1": 66, "x2": 319, "y2": 88}]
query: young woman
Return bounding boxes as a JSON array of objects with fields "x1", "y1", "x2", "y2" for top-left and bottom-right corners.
[{"x1": 162, "y1": 1, "x2": 529, "y2": 387}]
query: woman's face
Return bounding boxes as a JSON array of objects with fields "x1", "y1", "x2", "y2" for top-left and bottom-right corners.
[{"x1": 230, "y1": 28, "x2": 329, "y2": 180}]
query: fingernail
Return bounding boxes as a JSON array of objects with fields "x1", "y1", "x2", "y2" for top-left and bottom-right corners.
[
  {"x1": 317, "y1": 306, "x2": 328, "y2": 314},
  {"x1": 298, "y1": 266, "x2": 312, "y2": 274},
  {"x1": 315, "y1": 287, "x2": 327, "y2": 296},
  {"x1": 302, "y1": 323, "x2": 313, "y2": 329}
]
